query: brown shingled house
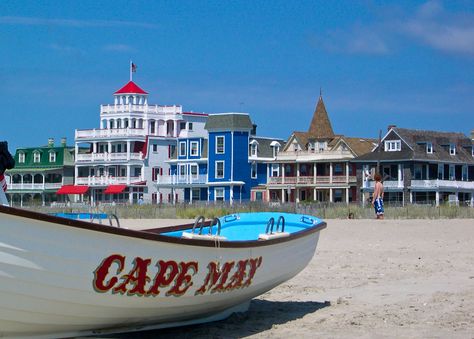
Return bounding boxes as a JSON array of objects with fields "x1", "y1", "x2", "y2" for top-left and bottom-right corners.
[
  {"x1": 353, "y1": 126, "x2": 474, "y2": 206},
  {"x1": 255, "y1": 95, "x2": 375, "y2": 203}
]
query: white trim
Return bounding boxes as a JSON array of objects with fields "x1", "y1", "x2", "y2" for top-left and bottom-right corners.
[
  {"x1": 215, "y1": 160, "x2": 224, "y2": 179},
  {"x1": 214, "y1": 187, "x2": 225, "y2": 201},
  {"x1": 190, "y1": 141, "x2": 199, "y2": 156},
  {"x1": 215, "y1": 136, "x2": 225, "y2": 154}
]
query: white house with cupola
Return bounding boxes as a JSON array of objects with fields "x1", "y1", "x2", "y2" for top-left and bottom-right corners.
[{"x1": 73, "y1": 78, "x2": 208, "y2": 204}]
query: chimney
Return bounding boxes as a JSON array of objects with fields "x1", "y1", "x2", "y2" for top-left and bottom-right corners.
[
  {"x1": 251, "y1": 124, "x2": 257, "y2": 136},
  {"x1": 61, "y1": 137, "x2": 67, "y2": 147},
  {"x1": 48, "y1": 138, "x2": 54, "y2": 147},
  {"x1": 387, "y1": 125, "x2": 396, "y2": 132}
]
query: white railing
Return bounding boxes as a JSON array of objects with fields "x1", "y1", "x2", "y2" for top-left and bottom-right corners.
[
  {"x1": 364, "y1": 180, "x2": 404, "y2": 189},
  {"x1": 276, "y1": 150, "x2": 353, "y2": 161},
  {"x1": 155, "y1": 175, "x2": 207, "y2": 186},
  {"x1": 267, "y1": 175, "x2": 356, "y2": 185},
  {"x1": 100, "y1": 104, "x2": 182, "y2": 115},
  {"x1": 75, "y1": 128, "x2": 147, "y2": 139},
  {"x1": 75, "y1": 176, "x2": 142, "y2": 186},
  {"x1": 411, "y1": 179, "x2": 474, "y2": 190},
  {"x1": 76, "y1": 152, "x2": 143, "y2": 162},
  {"x1": 8, "y1": 183, "x2": 63, "y2": 190}
]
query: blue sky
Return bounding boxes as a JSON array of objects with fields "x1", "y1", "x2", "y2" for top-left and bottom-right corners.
[{"x1": 1, "y1": 0, "x2": 473, "y2": 150}]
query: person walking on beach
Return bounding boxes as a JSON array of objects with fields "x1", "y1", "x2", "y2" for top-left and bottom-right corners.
[{"x1": 372, "y1": 173, "x2": 384, "y2": 219}]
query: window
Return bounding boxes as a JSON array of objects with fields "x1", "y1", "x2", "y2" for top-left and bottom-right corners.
[
  {"x1": 49, "y1": 152, "x2": 56, "y2": 163},
  {"x1": 384, "y1": 140, "x2": 401, "y2": 152},
  {"x1": 180, "y1": 122, "x2": 186, "y2": 130},
  {"x1": 449, "y1": 144, "x2": 456, "y2": 155},
  {"x1": 152, "y1": 167, "x2": 162, "y2": 181},
  {"x1": 190, "y1": 164, "x2": 198, "y2": 179},
  {"x1": 426, "y1": 142, "x2": 433, "y2": 154},
  {"x1": 216, "y1": 136, "x2": 225, "y2": 154},
  {"x1": 271, "y1": 164, "x2": 280, "y2": 177},
  {"x1": 319, "y1": 142, "x2": 326, "y2": 152},
  {"x1": 152, "y1": 144, "x2": 158, "y2": 153},
  {"x1": 191, "y1": 188, "x2": 200, "y2": 201},
  {"x1": 179, "y1": 141, "x2": 187, "y2": 157},
  {"x1": 250, "y1": 143, "x2": 257, "y2": 157},
  {"x1": 33, "y1": 151, "x2": 41, "y2": 163},
  {"x1": 190, "y1": 141, "x2": 199, "y2": 156},
  {"x1": 215, "y1": 188, "x2": 224, "y2": 201},
  {"x1": 215, "y1": 161, "x2": 224, "y2": 178},
  {"x1": 449, "y1": 164, "x2": 455, "y2": 180},
  {"x1": 18, "y1": 152, "x2": 25, "y2": 163},
  {"x1": 179, "y1": 165, "x2": 186, "y2": 176},
  {"x1": 251, "y1": 162, "x2": 257, "y2": 179},
  {"x1": 255, "y1": 191, "x2": 263, "y2": 201},
  {"x1": 188, "y1": 122, "x2": 193, "y2": 131}
]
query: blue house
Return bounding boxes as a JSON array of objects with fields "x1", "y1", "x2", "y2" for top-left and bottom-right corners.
[{"x1": 160, "y1": 113, "x2": 284, "y2": 203}]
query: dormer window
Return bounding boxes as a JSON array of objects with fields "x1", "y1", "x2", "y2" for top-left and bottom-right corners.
[
  {"x1": 33, "y1": 151, "x2": 41, "y2": 163},
  {"x1": 18, "y1": 152, "x2": 25, "y2": 163},
  {"x1": 250, "y1": 140, "x2": 258, "y2": 157},
  {"x1": 449, "y1": 143, "x2": 456, "y2": 155},
  {"x1": 319, "y1": 141, "x2": 326, "y2": 152},
  {"x1": 426, "y1": 142, "x2": 433, "y2": 154},
  {"x1": 49, "y1": 151, "x2": 56, "y2": 163},
  {"x1": 270, "y1": 141, "x2": 281, "y2": 158},
  {"x1": 384, "y1": 140, "x2": 401, "y2": 152},
  {"x1": 293, "y1": 143, "x2": 298, "y2": 152}
]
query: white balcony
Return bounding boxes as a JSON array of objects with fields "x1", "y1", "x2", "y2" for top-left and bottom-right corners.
[
  {"x1": 155, "y1": 175, "x2": 207, "y2": 186},
  {"x1": 75, "y1": 176, "x2": 142, "y2": 186},
  {"x1": 8, "y1": 183, "x2": 63, "y2": 191},
  {"x1": 76, "y1": 152, "x2": 143, "y2": 162},
  {"x1": 75, "y1": 128, "x2": 147, "y2": 139},
  {"x1": 100, "y1": 104, "x2": 182, "y2": 115},
  {"x1": 276, "y1": 150, "x2": 353, "y2": 162},
  {"x1": 411, "y1": 179, "x2": 474, "y2": 190},
  {"x1": 267, "y1": 175, "x2": 356, "y2": 186}
]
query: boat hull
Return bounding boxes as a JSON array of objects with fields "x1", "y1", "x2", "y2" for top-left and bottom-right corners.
[{"x1": 0, "y1": 207, "x2": 323, "y2": 338}]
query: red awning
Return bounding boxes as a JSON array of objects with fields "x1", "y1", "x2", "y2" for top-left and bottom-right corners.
[
  {"x1": 104, "y1": 184, "x2": 127, "y2": 194},
  {"x1": 56, "y1": 185, "x2": 89, "y2": 195}
]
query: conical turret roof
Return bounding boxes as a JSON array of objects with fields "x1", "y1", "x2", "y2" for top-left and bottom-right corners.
[
  {"x1": 114, "y1": 81, "x2": 148, "y2": 95},
  {"x1": 308, "y1": 96, "x2": 334, "y2": 138}
]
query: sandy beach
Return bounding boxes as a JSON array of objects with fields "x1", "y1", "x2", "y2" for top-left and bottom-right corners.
[{"x1": 108, "y1": 218, "x2": 474, "y2": 339}]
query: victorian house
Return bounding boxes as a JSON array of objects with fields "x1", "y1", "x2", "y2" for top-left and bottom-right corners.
[
  {"x1": 5, "y1": 138, "x2": 75, "y2": 206},
  {"x1": 156, "y1": 113, "x2": 284, "y2": 203},
  {"x1": 260, "y1": 95, "x2": 375, "y2": 204},
  {"x1": 73, "y1": 78, "x2": 208, "y2": 205},
  {"x1": 354, "y1": 127, "x2": 474, "y2": 206}
]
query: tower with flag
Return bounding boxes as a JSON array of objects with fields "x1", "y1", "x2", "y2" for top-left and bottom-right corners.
[{"x1": 72, "y1": 64, "x2": 209, "y2": 204}]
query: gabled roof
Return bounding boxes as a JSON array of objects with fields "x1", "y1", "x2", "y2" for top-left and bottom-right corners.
[
  {"x1": 308, "y1": 96, "x2": 335, "y2": 138},
  {"x1": 250, "y1": 136, "x2": 286, "y2": 158},
  {"x1": 114, "y1": 81, "x2": 148, "y2": 95},
  {"x1": 205, "y1": 113, "x2": 253, "y2": 131}
]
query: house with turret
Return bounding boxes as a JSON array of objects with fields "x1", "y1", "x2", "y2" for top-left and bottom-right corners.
[{"x1": 257, "y1": 95, "x2": 375, "y2": 203}]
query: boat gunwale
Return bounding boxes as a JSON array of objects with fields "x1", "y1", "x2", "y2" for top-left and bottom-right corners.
[{"x1": 0, "y1": 205, "x2": 326, "y2": 248}]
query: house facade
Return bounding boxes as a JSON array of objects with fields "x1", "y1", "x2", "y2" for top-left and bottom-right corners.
[
  {"x1": 354, "y1": 127, "x2": 474, "y2": 206},
  {"x1": 156, "y1": 113, "x2": 284, "y2": 203},
  {"x1": 259, "y1": 96, "x2": 375, "y2": 203},
  {"x1": 73, "y1": 79, "x2": 208, "y2": 204},
  {"x1": 5, "y1": 138, "x2": 75, "y2": 206}
]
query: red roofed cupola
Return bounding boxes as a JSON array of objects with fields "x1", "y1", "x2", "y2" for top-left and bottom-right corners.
[{"x1": 114, "y1": 81, "x2": 148, "y2": 95}]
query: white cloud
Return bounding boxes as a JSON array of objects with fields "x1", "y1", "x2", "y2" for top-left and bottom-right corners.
[
  {"x1": 0, "y1": 16, "x2": 158, "y2": 29},
  {"x1": 49, "y1": 43, "x2": 84, "y2": 55},
  {"x1": 400, "y1": 1, "x2": 474, "y2": 55},
  {"x1": 103, "y1": 44, "x2": 136, "y2": 53}
]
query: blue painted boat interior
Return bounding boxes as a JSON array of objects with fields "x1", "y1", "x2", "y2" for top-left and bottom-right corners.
[{"x1": 161, "y1": 212, "x2": 323, "y2": 241}]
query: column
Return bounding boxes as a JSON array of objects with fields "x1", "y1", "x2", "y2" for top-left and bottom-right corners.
[
  {"x1": 126, "y1": 165, "x2": 131, "y2": 185},
  {"x1": 346, "y1": 163, "x2": 349, "y2": 183},
  {"x1": 107, "y1": 142, "x2": 112, "y2": 160},
  {"x1": 93, "y1": 142, "x2": 97, "y2": 153},
  {"x1": 141, "y1": 164, "x2": 145, "y2": 181},
  {"x1": 282, "y1": 164, "x2": 285, "y2": 184},
  {"x1": 398, "y1": 164, "x2": 403, "y2": 187},
  {"x1": 127, "y1": 141, "x2": 131, "y2": 160},
  {"x1": 410, "y1": 191, "x2": 413, "y2": 204},
  {"x1": 296, "y1": 163, "x2": 300, "y2": 181},
  {"x1": 329, "y1": 188, "x2": 333, "y2": 202},
  {"x1": 230, "y1": 185, "x2": 234, "y2": 205},
  {"x1": 346, "y1": 188, "x2": 349, "y2": 204},
  {"x1": 281, "y1": 188, "x2": 285, "y2": 203},
  {"x1": 329, "y1": 162, "x2": 333, "y2": 183},
  {"x1": 435, "y1": 191, "x2": 440, "y2": 207},
  {"x1": 313, "y1": 188, "x2": 317, "y2": 201},
  {"x1": 313, "y1": 162, "x2": 317, "y2": 184},
  {"x1": 189, "y1": 188, "x2": 193, "y2": 203},
  {"x1": 296, "y1": 188, "x2": 300, "y2": 203}
]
